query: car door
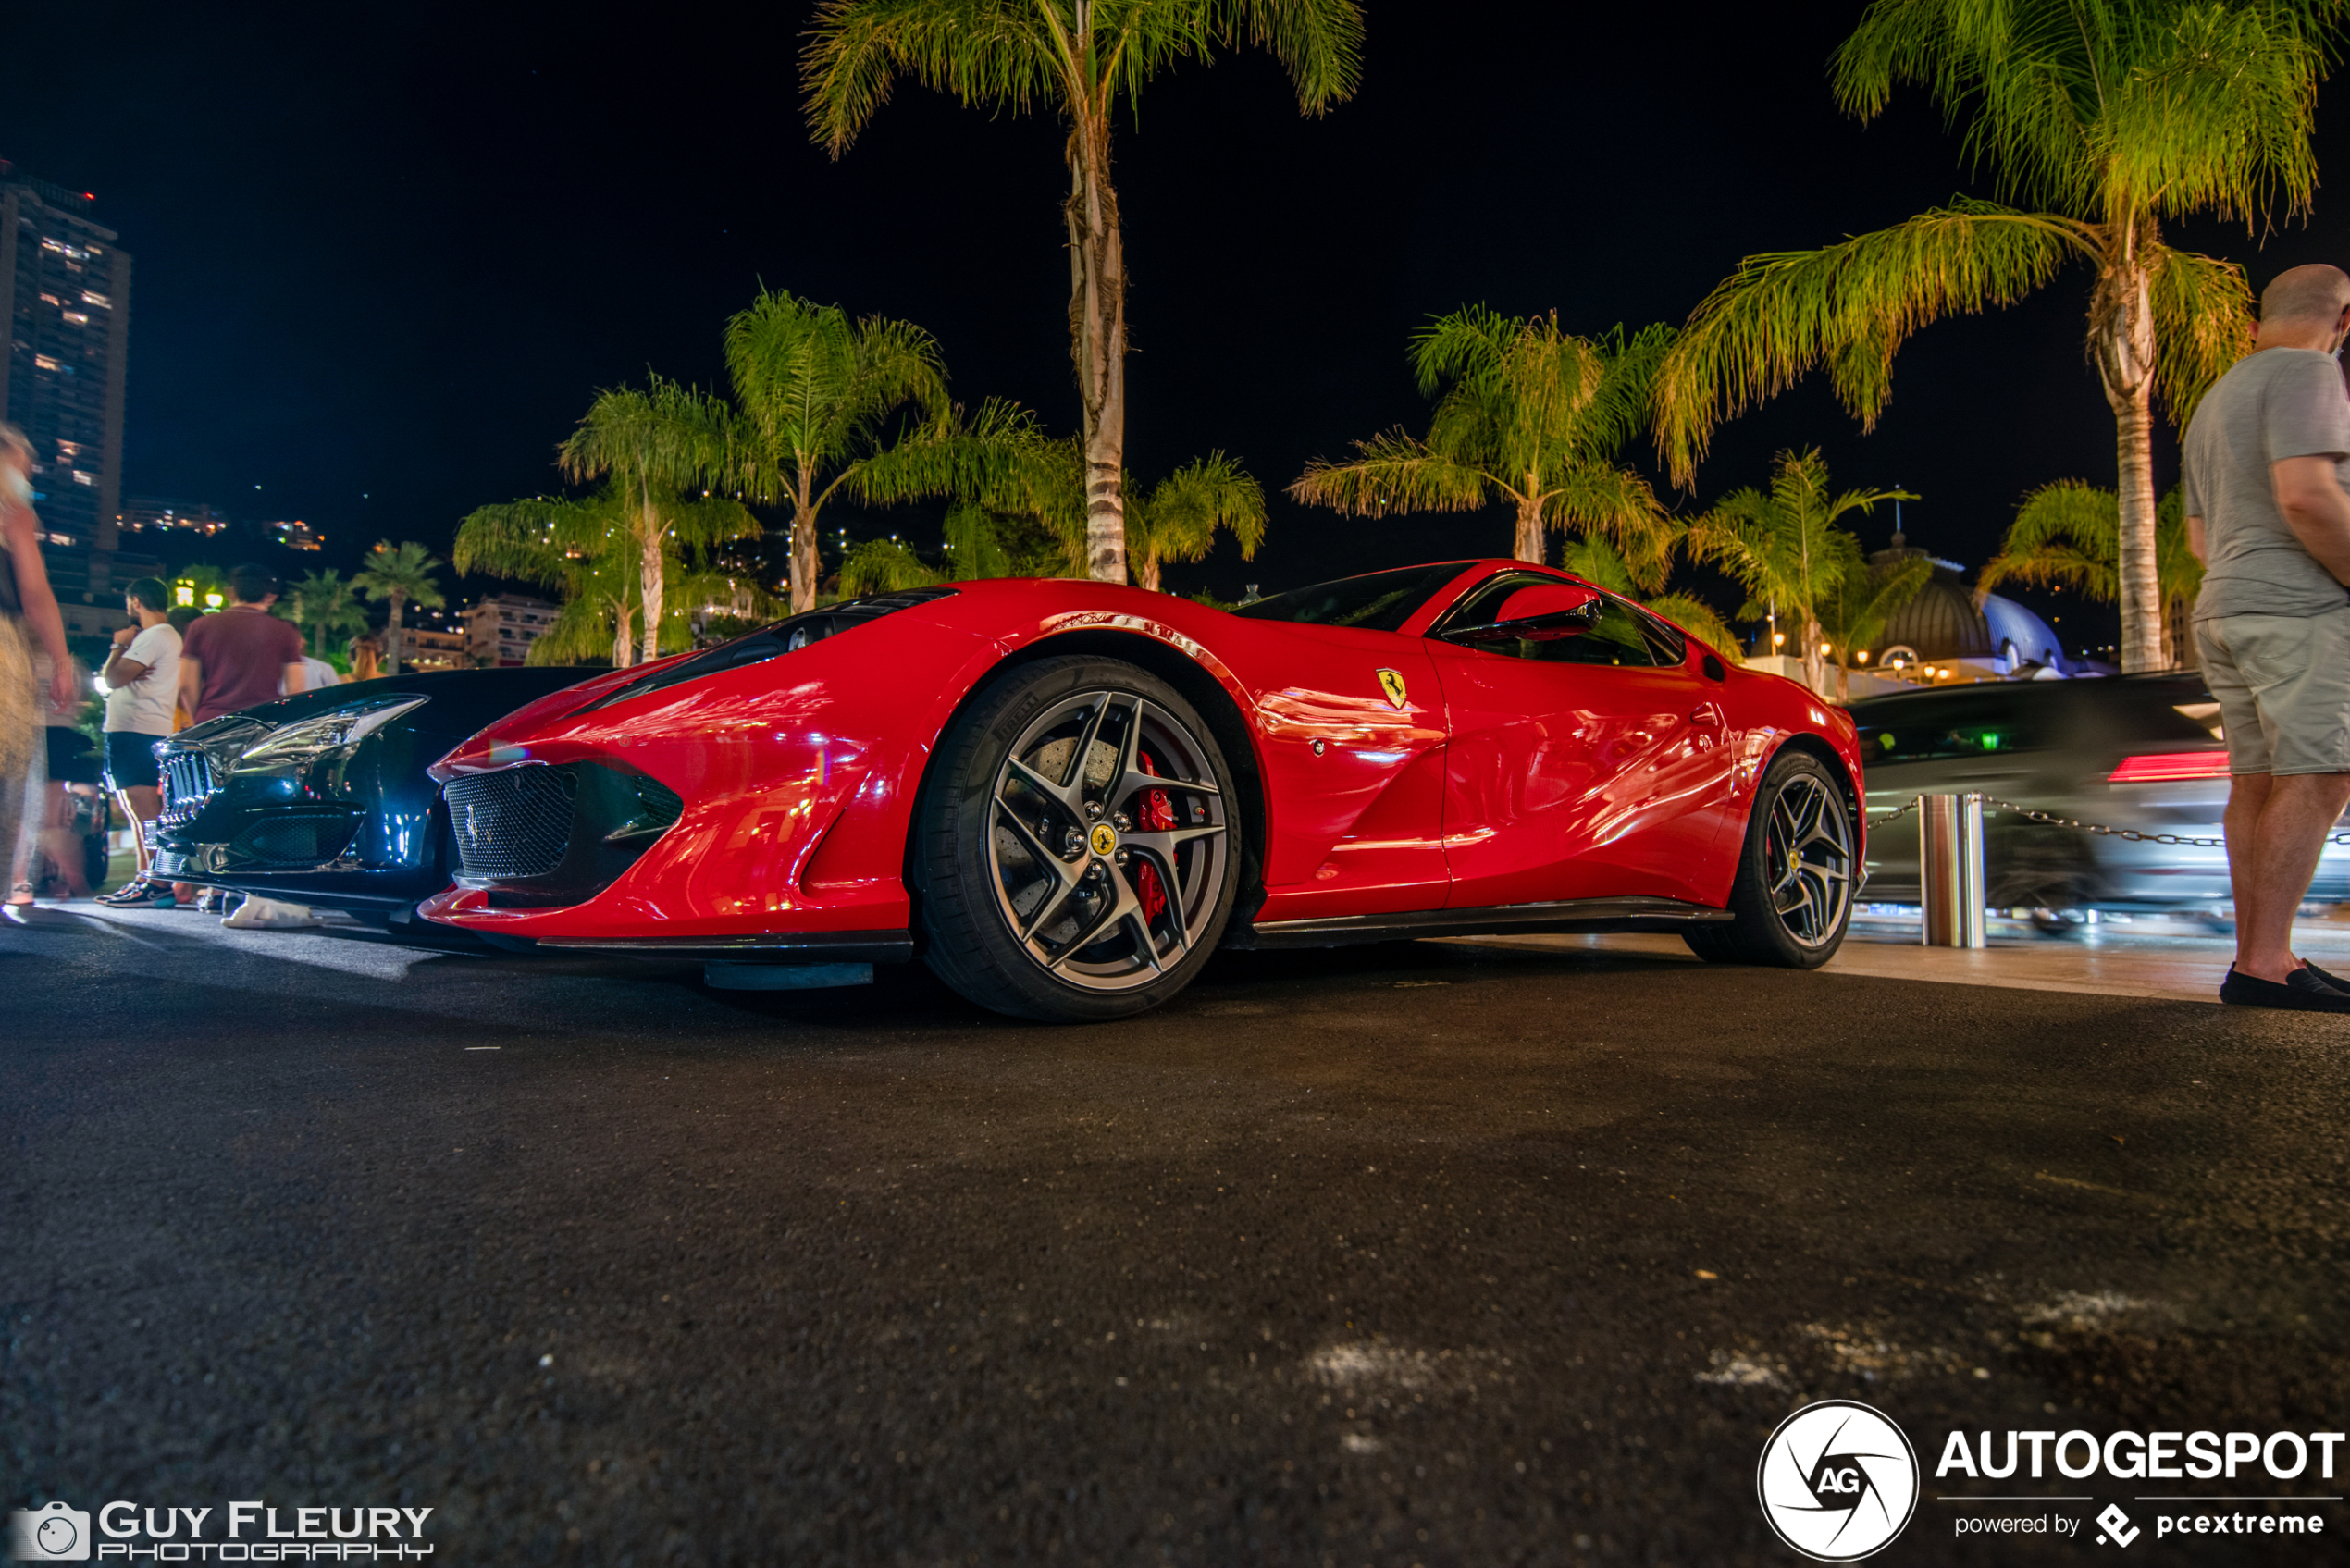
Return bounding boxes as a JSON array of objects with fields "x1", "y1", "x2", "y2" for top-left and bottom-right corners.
[
  {"x1": 1245, "y1": 623, "x2": 1451, "y2": 920},
  {"x1": 1424, "y1": 570, "x2": 1740, "y2": 910}
]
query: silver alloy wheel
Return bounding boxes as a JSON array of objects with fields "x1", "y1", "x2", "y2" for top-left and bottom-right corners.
[
  {"x1": 987, "y1": 689, "x2": 1230, "y2": 991},
  {"x1": 1765, "y1": 772, "x2": 1853, "y2": 947}
]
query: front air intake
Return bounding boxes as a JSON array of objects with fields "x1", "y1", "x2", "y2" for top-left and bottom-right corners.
[
  {"x1": 447, "y1": 764, "x2": 577, "y2": 881},
  {"x1": 443, "y1": 760, "x2": 684, "y2": 907}
]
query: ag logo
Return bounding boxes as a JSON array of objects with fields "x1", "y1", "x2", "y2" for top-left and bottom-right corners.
[
  {"x1": 1375, "y1": 668, "x2": 1408, "y2": 710},
  {"x1": 1755, "y1": 1400, "x2": 1918, "y2": 1561}
]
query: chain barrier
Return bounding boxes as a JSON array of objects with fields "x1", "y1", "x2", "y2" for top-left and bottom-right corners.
[{"x1": 1867, "y1": 793, "x2": 2350, "y2": 849}]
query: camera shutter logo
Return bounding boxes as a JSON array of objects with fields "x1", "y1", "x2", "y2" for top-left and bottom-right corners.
[
  {"x1": 1755, "y1": 1400, "x2": 1920, "y2": 1561},
  {"x1": 7, "y1": 1500, "x2": 92, "y2": 1562}
]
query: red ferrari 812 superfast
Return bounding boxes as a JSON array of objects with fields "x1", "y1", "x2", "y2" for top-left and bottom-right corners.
[{"x1": 424, "y1": 561, "x2": 1864, "y2": 1020}]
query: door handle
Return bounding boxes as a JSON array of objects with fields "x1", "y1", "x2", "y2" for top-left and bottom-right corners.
[{"x1": 1690, "y1": 702, "x2": 1725, "y2": 727}]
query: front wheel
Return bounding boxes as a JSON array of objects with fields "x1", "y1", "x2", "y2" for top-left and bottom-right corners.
[
  {"x1": 915, "y1": 656, "x2": 1240, "y2": 1021},
  {"x1": 1683, "y1": 750, "x2": 1855, "y2": 969}
]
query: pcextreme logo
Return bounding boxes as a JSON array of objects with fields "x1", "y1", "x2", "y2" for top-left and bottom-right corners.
[{"x1": 1757, "y1": 1400, "x2": 1922, "y2": 1562}]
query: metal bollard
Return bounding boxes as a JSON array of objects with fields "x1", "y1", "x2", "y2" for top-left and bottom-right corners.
[{"x1": 1920, "y1": 792, "x2": 1986, "y2": 947}]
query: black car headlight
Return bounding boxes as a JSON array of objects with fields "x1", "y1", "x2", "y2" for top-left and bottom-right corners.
[{"x1": 233, "y1": 696, "x2": 429, "y2": 770}]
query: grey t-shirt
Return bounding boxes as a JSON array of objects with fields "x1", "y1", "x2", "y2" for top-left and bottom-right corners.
[{"x1": 2186, "y1": 347, "x2": 2350, "y2": 620}]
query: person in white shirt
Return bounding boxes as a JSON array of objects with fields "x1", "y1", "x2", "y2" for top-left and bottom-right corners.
[
  {"x1": 96, "y1": 579, "x2": 185, "y2": 908},
  {"x1": 291, "y1": 653, "x2": 340, "y2": 694}
]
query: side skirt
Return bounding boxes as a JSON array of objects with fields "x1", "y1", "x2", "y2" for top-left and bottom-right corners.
[
  {"x1": 1229, "y1": 895, "x2": 1733, "y2": 951},
  {"x1": 529, "y1": 929, "x2": 916, "y2": 965}
]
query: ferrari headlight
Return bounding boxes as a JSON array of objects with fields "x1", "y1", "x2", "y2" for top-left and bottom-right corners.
[{"x1": 235, "y1": 696, "x2": 428, "y2": 768}]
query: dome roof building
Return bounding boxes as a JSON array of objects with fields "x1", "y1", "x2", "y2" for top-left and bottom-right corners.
[{"x1": 1868, "y1": 533, "x2": 2072, "y2": 676}]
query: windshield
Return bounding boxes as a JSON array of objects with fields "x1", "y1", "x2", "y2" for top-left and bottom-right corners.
[{"x1": 1231, "y1": 563, "x2": 1471, "y2": 632}]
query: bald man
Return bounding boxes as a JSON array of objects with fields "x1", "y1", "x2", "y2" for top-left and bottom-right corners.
[{"x1": 2185, "y1": 263, "x2": 2350, "y2": 1011}]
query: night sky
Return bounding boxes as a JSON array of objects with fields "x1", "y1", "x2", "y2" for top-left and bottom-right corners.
[{"x1": 13, "y1": 1, "x2": 2350, "y2": 650}]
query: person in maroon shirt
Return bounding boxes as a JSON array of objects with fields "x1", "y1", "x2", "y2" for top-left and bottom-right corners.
[{"x1": 177, "y1": 564, "x2": 306, "y2": 723}]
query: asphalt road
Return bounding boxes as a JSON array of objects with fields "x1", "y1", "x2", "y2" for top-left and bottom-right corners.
[{"x1": 4, "y1": 906, "x2": 2346, "y2": 1567}]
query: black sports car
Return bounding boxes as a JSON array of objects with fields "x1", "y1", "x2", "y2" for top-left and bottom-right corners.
[{"x1": 151, "y1": 668, "x2": 596, "y2": 929}]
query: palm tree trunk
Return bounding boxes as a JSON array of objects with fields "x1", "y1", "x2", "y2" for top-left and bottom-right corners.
[
  {"x1": 1066, "y1": 110, "x2": 1127, "y2": 585},
  {"x1": 2093, "y1": 237, "x2": 2165, "y2": 673},
  {"x1": 1515, "y1": 492, "x2": 1544, "y2": 563},
  {"x1": 638, "y1": 487, "x2": 665, "y2": 665},
  {"x1": 790, "y1": 474, "x2": 820, "y2": 615},
  {"x1": 1802, "y1": 616, "x2": 1826, "y2": 696},
  {"x1": 385, "y1": 592, "x2": 405, "y2": 677},
  {"x1": 612, "y1": 599, "x2": 634, "y2": 669},
  {"x1": 1138, "y1": 547, "x2": 1162, "y2": 593}
]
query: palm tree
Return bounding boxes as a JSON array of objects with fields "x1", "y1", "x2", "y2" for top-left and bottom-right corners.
[
  {"x1": 1292, "y1": 312, "x2": 1678, "y2": 583},
  {"x1": 458, "y1": 483, "x2": 763, "y2": 667},
  {"x1": 1127, "y1": 452, "x2": 1266, "y2": 592},
  {"x1": 1684, "y1": 450, "x2": 1911, "y2": 696},
  {"x1": 286, "y1": 568, "x2": 367, "y2": 657},
  {"x1": 352, "y1": 540, "x2": 448, "y2": 676},
  {"x1": 1976, "y1": 479, "x2": 2204, "y2": 666},
  {"x1": 457, "y1": 488, "x2": 644, "y2": 668},
  {"x1": 1559, "y1": 536, "x2": 1745, "y2": 665},
  {"x1": 1653, "y1": 0, "x2": 2338, "y2": 672},
  {"x1": 804, "y1": 0, "x2": 1364, "y2": 586},
  {"x1": 558, "y1": 378, "x2": 748, "y2": 663},
  {"x1": 720, "y1": 288, "x2": 952, "y2": 615}
]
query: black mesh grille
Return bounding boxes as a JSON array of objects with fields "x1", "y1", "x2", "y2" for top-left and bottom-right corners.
[
  {"x1": 157, "y1": 752, "x2": 217, "y2": 826},
  {"x1": 229, "y1": 811, "x2": 360, "y2": 867},
  {"x1": 447, "y1": 765, "x2": 576, "y2": 881}
]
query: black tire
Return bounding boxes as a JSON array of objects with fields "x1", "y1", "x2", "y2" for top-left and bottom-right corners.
[
  {"x1": 914, "y1": 656, "x2": 1241, "y2": 1021},
  {"x1": 1681, "y1": 749, "x2": 1856, "y2": 969}
]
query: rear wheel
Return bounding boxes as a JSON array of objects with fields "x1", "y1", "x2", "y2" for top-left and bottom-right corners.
[
  {"x1": 1683, "y1": 750, "x2": 1855, "y2": 969},
  {"x1": 915, "y1": 657, "x2": 1239, "y2": 1021}
]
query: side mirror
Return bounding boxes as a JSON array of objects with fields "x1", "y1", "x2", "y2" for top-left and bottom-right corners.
[{"x1": 1444, "y1": 582, "x2": 1604, "y2": 644}]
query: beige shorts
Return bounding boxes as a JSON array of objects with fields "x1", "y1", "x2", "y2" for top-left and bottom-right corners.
[{"x1": 2195, "y1": 605, "x2": 2350, "y2": 775}]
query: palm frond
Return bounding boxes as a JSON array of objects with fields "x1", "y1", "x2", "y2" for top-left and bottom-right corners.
[
  {"x1": 840, "y1": 537, "x2": 944, "y2": 595},
  {"x1": 1134, "y1": 451, "x2": 1267, "y2": 567},
  {"x1": 352, "y1": 539, "x2": 448, "y2": 611},
  {"x1": 1832, "y1": 0, "x2": 2337, "y2": 224},
  {"x1": 1976, "y1": 479, "x2": 2122, "y2": 601},
  {"x1": 1290, "y1": 430, "x2": 1493, "y2": 515},
  {"x1": 943, "y1": 501, "x2": 1016, "y2": 579},
  {"x1": 1644, "y1": 592, "x2": 1745, "y2": 665},
  {"x1": 803, "y1": 0, "x2": 1063, "y2": 155},
  {"x1": 2146, "y1": 242, "x2": 2255, "y2": 430},
  {"x1": 1546, "y1": 463, "x2": 1675, "y2": 592},
  {"x1": 1654, "y1": 200, "x2": 2093, "y2": 484}
]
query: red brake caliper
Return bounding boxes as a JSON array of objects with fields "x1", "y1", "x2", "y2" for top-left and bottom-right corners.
[{"x1": 1134, "y1": 755, "x2": 1175, "y2": 925}]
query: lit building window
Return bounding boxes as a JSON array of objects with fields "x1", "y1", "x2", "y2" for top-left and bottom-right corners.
[
  {"x1": 80, "y1": 291, "x2": 109, "y2": 308},
  {"x1": 39, "y1": 292, "x2": 60, "y2": 306},
  {"x1": 62, "y1": 311, "x2": 88, "y2": 325},
  {"x1": 33, "y1": 355, "x2": 58, "y2": 371},
  {"x1": 71, "y1": 471, "x2": 94, "y2": 485}
]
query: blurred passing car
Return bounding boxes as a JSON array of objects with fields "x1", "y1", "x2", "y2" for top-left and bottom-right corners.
[
  {"x1": 151, "y1": 667, "x2": 595, "y2": 930},
  {"x1": 1851, "y1": 673, "x2": 2350, "y2": 917}
]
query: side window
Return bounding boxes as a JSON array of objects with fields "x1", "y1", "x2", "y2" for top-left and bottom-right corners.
[{"x1": 1436, "y1": 573, "x2": 1675, "y2": 668}]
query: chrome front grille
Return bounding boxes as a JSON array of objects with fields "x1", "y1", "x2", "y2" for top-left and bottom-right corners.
[
  {"x1": 157, "y1": 751, "x2": 218, "y2": 826},
  {"x1": 446, "y1": 765, "x2": 576, "y2": 882}
]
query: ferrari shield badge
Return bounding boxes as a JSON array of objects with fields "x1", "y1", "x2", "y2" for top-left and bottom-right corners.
[{"x1": 1376, "y1": 668, "x2": 1409, "y2": 710}]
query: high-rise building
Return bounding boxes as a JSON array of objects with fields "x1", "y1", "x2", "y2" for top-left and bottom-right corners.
[
  {"x1": 2, "y1": 162, "x2": 130, "y2": 551},
  {"x1": 1, "y1": 162, "x2": 144, "y2": 635}
]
